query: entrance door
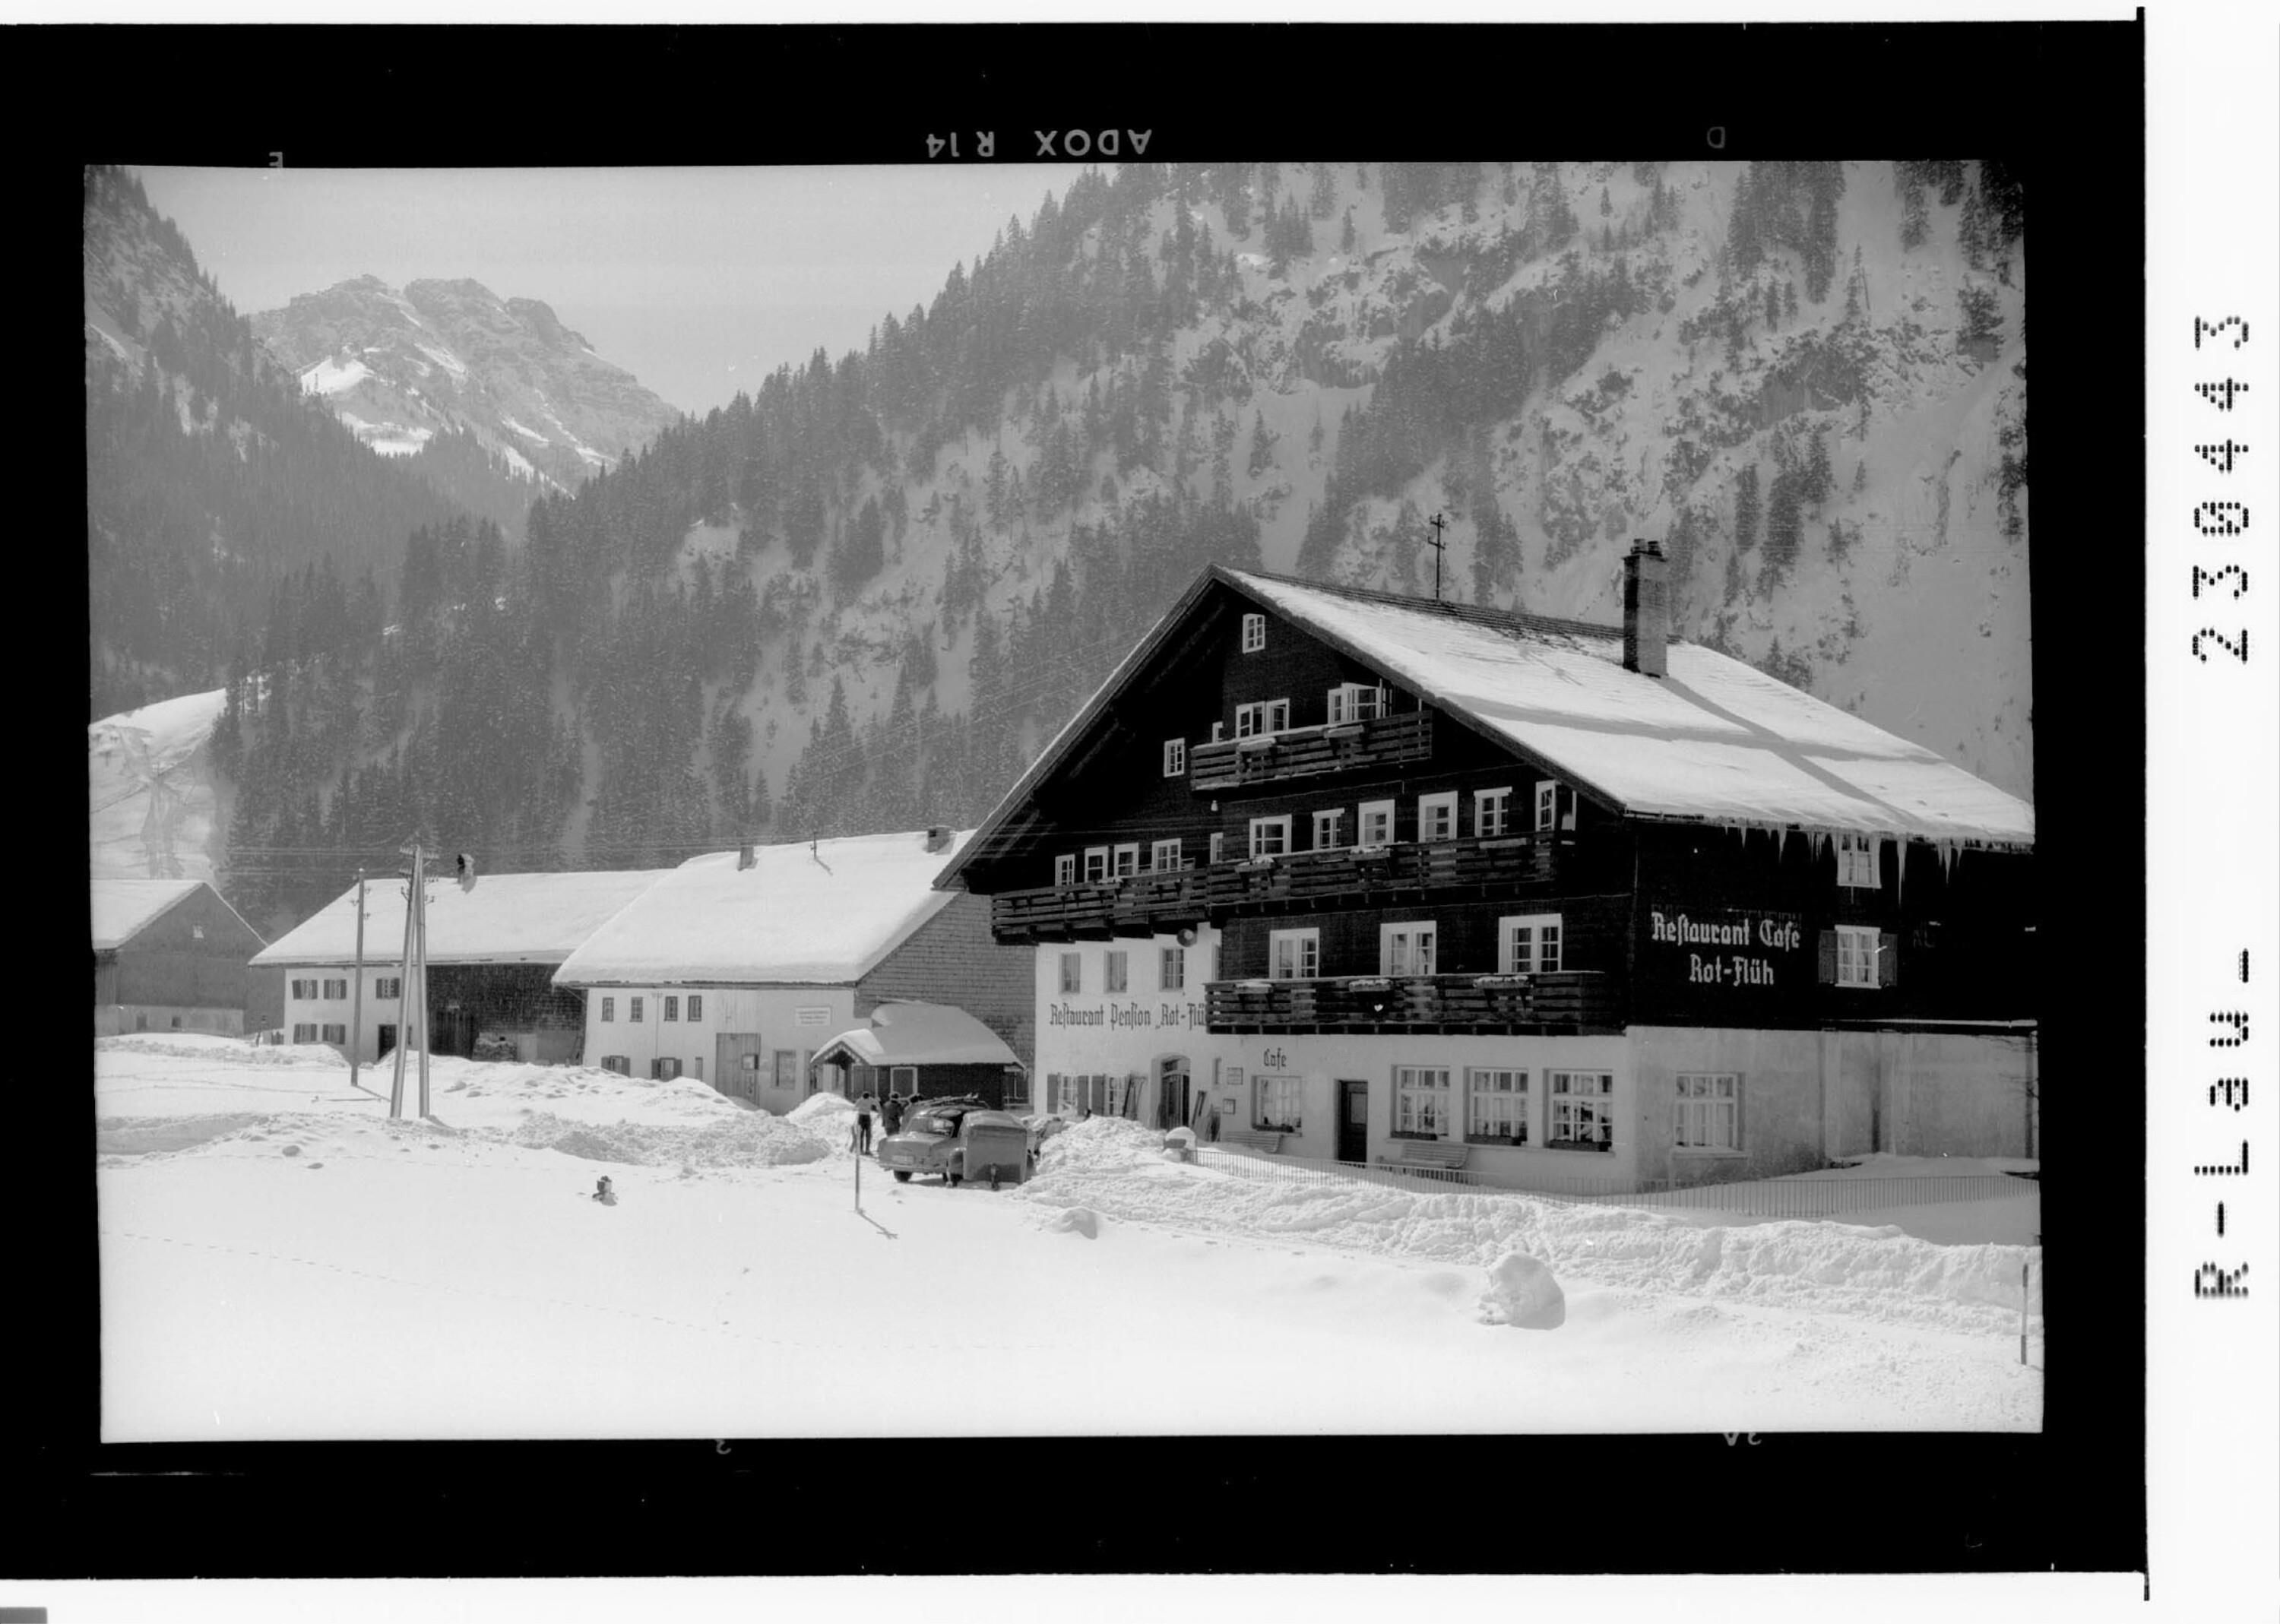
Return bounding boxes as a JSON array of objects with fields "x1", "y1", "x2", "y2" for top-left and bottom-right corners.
[
  {"x1": 717, "y1": 1033, "x2": 763, "y2": 1103},
  {"x1": 1338, "y1": 1079, "x2": 1370, "y2": 1163},
  {"x1": 1157, "y1": 1057, "x2": 1190, "y2": 1129},
  {"x1": 377, "y1": 1024, "x2": 397, "y2": 1059}
]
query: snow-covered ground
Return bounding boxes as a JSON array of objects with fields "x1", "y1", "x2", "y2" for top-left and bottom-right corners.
[{"x1": 95, "y1": 1037, "x2": 2042, "y2": 1441}]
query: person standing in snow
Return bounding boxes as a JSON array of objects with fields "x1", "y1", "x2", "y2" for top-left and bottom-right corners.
[
  {"x1": 880, "y1": 1092, "x2": 905, "y2": 1137},
  {"x1": 853, "y1": 1091, "x2": 876, "y2": 1156}
]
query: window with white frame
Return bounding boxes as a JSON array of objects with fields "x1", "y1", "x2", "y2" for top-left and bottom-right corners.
[
  {"x1": 1056, "y1": 853, "x2": 1078, "y2": 886},
  {"x1": 1499, "y1": 913, "x2": 1564, "y2": 973},
  {"x1": 1209, "y1": 831, "x2": 1226, "y2": 863},
  {"x1": 1837, "y1": 832, "x2": 1880, "y2": 888},
  {"x1": 375, "y1": 976, "x2": 401, "y2": 1000},
  {"x1": 321, "y1": 1023, "x2": 347, "y2": 1044},
  {"x1": 1151, "y1": 838, "x2": 1183, "y2": 871},
  {"x1": 1468, "y1": 1068, "x2": 1529, "y2": 1144},
  {"x1": 322, "y1": 978, "x2": 347, "y2": 999},
  {"x1": 1161, "y1": 945, "x2": 1186, "y2": 990},
  {"x1": 1240, "y1": 613, "x2": 1266, "y2": 653},
  {"x1": 1835, "y1": 925, "x2": 1882, "y2": 988},
  {"x1": 1674, "y1": 1073, "x2": 1741, "y2": 1151},
  {"x1": 1256, "y1": 1073, "x2": 1304, "y2": 1132},
  {"x1": 1548, "y1": 1072, "x2": 1616, "y2": 1150},
  {"x1": 1235, "y1": 698, "x2": 1290, "y2": 738},
  {"x1": 663, "y1": 996, "x2": 679, "y2": 1022},
  {"x1": 1417, "y1": 791, "x2": 1458, "y2": 842},
  {"x1": 629, "y1": 996, "x2": 645, "y2": 1023},
  {"x1": 600, "y1": 996, "x2": 615, "y2": 1022},
  {"x1": 688, "y1": 995, "x2": 702, "y2": 1021},
  {"x1": 1357, "y1": 799, "x2": 1395, "y2": 847},
  {"x1": 1060, "y1": 953, "x2": 1082, "y2": 994},
  {"x1": 1535, "y1": 780, "x2": 1560, "y2": 831},
  {"x1": 1269, "y1": 928, "x2": 1319, "y2": 980},
  {"x1": 1249, "y1": 815, "x2": 1292, "y2": 858},
  {"x1": 1084, "y1": 847, "x2": 1110, "y2": 882},
  {"x1": 293, "y1": 1024, "x2": 317, "y2": 1043},
  {"x1": 1474, "y1": 787, "x2": 1514, "y2": 837},
  {"x1": 1326, "y1": 682, "x2": 1385, "y2": 724},
  {"x1": 1104, "y1": 951, "x2": 1129, "y2": 993},
  {"x1": 1113, "y1": 843, "x2": 1140, "y2": 878},
  {"x1": 1313, "y1": 809, "x2": 1345, "y2": 850},
  {"x1": 1163, "y1": 737, "x2": 1187, "y2": 777},
  {"x1": 1394, "y1": 1065, "x2": 1452, "y2": 1138},
  {"x1": 1380, "y1": 921, "x2": 1437, "y2": 976}
]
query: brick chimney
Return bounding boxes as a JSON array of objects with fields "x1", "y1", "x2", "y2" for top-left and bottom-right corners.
[
  {"x1": 1622, "y1": 539, "x2": 1669, "y2": 678},
  {"x1": 924, "y1": 825, "x2": 953, "y2": 853},
  {"x1": 737, "y1": 844, "x2": 756, "y2": 870}
]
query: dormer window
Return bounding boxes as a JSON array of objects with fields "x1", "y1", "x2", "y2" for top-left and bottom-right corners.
[
  {"x1": 1326, "y1": 682, "x2": 1385, "y2": 724},
  {"x1": 1837, "y1": 832, "x2": 1881, "y2": 889},
  {"x1": 1240, "y1": 613, "x2": 1266, "y2": 653}
]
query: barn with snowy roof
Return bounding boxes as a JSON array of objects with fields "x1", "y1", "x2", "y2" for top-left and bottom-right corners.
[
  {"x1": 93, "y1": 877, "x2": 271, "y2": 1037},
  {"x1": 936, "y1": 549, "x2": 2039, "y2": 1191},
  {"x1": 550, "y1": 828, "x2": 1033, "y2": 1113},
  {"x1": 252, "y1": 868, "x2": 670, "y2": 1065}
]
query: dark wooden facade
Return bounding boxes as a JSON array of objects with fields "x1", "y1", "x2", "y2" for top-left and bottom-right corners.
[
  {"x1": 93, "y1": 882, "x2": 274, "y2": 1032},
  {"x1": 950, "y1": 574, "x2": 2037, "y2": 1040}
]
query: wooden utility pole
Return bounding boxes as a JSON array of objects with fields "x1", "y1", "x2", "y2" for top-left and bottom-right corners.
[
  {"x1": 349, "y1": 869, "x2": 366, "y2": 1093},
  {"x1": 412, "y1": 844, "x2": 432, "y2": 1119},
  {"x1": 389, "y1": 851, "x2": 416, "y2": 1119},
  {"x1": 1425, "y1": 511, "x2": 1449, "y2": 600}
]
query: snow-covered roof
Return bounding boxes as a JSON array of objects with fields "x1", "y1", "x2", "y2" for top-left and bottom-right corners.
[
  {"x1": 251, "y1": 869, "x2": 668, "y2": 968},
  {"x1": 90, "y1": 877, "x2": 230, "y2": 951},
  {"x1": 551, "y1": 830, "x2": 974, "y2": 988},
  {"x1": 811, "y1": 1002, "x2": 1021, "y2": 1070}
]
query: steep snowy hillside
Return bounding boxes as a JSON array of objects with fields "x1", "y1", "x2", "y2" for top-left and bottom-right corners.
[
  {"x1": 253, "y1": 277, "x2": 682, "y2": 492},
  {"x1": 714, "y1": 159, "x2": 2028, "y2": 811},
  {"x1": 90, "y1": 689, "x2": 226, "y2": 886}
]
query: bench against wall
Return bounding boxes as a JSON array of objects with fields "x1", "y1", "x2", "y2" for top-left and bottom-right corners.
[{"x1": 1376, "y1": 1139, "x2": 1471, "y2": 1176}]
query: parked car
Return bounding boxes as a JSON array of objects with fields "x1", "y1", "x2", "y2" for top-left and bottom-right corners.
[{"x1": 877, "y1": 1097, "x2": 1030, "y2": 1186}]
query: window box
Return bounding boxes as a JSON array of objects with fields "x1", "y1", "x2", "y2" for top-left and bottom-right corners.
[
  {"x1": 1472, "y1": 973, "x2": 1528, "y2": 989},
  {"x1": 1345, "y1": 976, "x2": 1392, "y2": 992},
  {"x1": 1545, "y1": 1138, "x2": 1613, "y2": 1154},
  {"x1": 1467, "y1": 1133, "x2": 1526, "y2": 1148},
  {"x1": 1235, "y1": 979, "x2": 1275, "y2": 994}
]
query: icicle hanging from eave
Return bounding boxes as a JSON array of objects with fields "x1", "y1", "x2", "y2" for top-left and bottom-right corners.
[
  {"x1": 1776, "y1": 826, "x2": 1788, "y2": 863},
  {"x1": 1895, "y1": 835, "x2": 1906, "y2": 907}
]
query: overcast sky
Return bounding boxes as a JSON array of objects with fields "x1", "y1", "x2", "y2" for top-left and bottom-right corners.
[{"x1": 135, "y1": 165, "x2": 1091, "y2": 417}]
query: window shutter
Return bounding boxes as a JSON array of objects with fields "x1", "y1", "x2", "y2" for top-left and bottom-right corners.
[
  {"x1": 1879, "y1": 932, "x2": 1902, "y2": 988},
  {"x1": 1818, "y1": 929, "x2": 1838, "y2": 984}
]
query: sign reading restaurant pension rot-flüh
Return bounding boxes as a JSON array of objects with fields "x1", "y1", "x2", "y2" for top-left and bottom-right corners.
[
  {"x1": 1049, "y1": 998, "x2": 1210, "y2": 1031},
  {"x1": 1646, "y1": 907, "x2": 1807, "y2": 989}
]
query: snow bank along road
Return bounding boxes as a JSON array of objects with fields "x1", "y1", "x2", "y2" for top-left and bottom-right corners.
[{"x1": 96, "y1": 1037, "x2": 2042, "y2": 1439}]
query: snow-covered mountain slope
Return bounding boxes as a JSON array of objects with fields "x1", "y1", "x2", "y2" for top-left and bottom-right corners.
[
  {"x1": 719, "y1": 160, "x2": 2030, "y2": 810},
  {"x1": 252, "y1": 276, "x2": 682, "y2": 490},
  {"x1": 90, "y1": 688, "x2": 226, "y2": 886}
]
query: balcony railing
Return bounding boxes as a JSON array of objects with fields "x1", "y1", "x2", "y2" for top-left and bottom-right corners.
[
  {"x1": 988, "y1": 833, "x2": 1581, "y2": 942},
  {"x1": 1204, "y1": 970, "x2": 1621, "y2": 1033},
  {"x1": 1187, "y1": 709, "x2": 1433, "y2": 792}
]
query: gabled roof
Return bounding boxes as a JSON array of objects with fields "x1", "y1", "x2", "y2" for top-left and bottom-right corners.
[
  {"x1": 936, "y1": 565, "x2": 2032, "y2": 889},
  {"x1": 251, "y1": 869, "x2": 669, "y2": 969},
  {"x1": 551, "y1": 830, "x2": 974, "y2": 988},
  {"x1": 90, "y1": 877, "x2": 255, "y2": 951},
  {"x1": 811, "y1": 1002, "x2": 1022, "y2": 1071}
]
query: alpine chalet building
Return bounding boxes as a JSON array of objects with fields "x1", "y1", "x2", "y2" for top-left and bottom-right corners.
[{"x1": 934, "y1": 549, "x2": 2038, "y2": 1192}]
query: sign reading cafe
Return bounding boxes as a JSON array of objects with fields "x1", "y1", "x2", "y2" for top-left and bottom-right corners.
[{"x1": 1646, "y1": 907, "x2": 1805, "y2": 989}]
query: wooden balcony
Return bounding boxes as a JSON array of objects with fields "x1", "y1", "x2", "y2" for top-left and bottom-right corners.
[
  {"x1": 988, "y1": 833, "x2": 1581, "y2": 942},
  {"x1": 1188, "y1": 709, "x2": 1433, "y2": 793},
  {"x1": 1204, "y1": 970, "x2": 1622, "y2": 1034}
]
